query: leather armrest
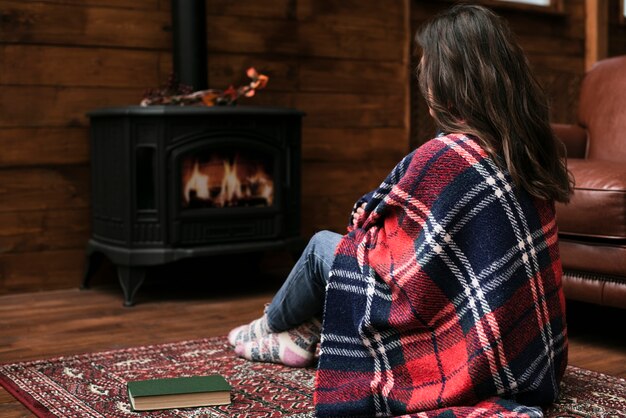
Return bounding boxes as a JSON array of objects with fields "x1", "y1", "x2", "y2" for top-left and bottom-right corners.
[
  {"x1": 567, "y1": 159, "x2": 626, "y2": 191},
  {"x1": 556, "y1": 159, "x2": 626, "y2": 239},
  {"x1": 551, "y1": 123, "x2": 588, "y2": 159}
]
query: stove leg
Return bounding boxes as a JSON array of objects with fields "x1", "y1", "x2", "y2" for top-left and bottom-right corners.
[
  {"x1": 81, "y1": 251, "x2": 104, "y2": 290},
  {"x1": 117, "y1": 266, "x2": 146, "y2": 307}
]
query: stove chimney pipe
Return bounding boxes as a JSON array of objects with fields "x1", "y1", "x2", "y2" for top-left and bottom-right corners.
[{"x1": 171, "y1": 0, "x2": 208, "y2": 91}]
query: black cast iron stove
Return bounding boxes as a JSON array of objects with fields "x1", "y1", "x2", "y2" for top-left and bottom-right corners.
[
  {"x1": 83, "y1": 0, "x2": 303, "y2": 306},
  {"x1": 83, "y1": 105, "x2": 303, "y2": 305}
]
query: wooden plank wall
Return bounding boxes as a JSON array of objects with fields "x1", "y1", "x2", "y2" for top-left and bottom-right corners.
[
  {"x1": 410, "y1": 0, "x2": 587, "y2": 147},
  {"x1": 1, "y1": 0, "x2": 624, "y2": 295},
  {"x1": 0, "y1": 0, "x2": 410, "y2": 294},
  {"x1": 609, "y1": 0, "x2": 626, "y2": 56},
  {"x1": 0, "y1": 0, "x2": 166, "y2": 294}
]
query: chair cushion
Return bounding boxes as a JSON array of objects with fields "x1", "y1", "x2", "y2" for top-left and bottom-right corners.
[
  {"x1": 559, "y1": 237, "x2": 626, "y2": 278},
  {"x1": 556, "y1": 158, "x2": 626, "y2": 239}
]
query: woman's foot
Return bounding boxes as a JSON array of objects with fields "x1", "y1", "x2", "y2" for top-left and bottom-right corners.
[
  {"x1": 234, "y1": 319, "x2": 321, "y2": 368},
  {"x1": 228, "y1": 315, "x2": 272, "y2": 347}
]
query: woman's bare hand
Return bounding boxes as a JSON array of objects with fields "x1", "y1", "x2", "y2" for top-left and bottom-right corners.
[{"x1": 352, "y1": 202, "x2": 367, "y2": 226}]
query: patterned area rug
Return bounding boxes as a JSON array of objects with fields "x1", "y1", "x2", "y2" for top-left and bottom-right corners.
[{"x1": 0, "y1": 336, "x2": 624, "y2": 417}]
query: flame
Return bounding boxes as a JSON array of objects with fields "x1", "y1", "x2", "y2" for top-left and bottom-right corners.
[
  {"x1": 219, "y1": 160, "x2": 243, "y2": 207},
  {"x1": 181, "y1": 153, "x2": 273, "y2": 208},
  {"x1": 247, "y1": 168, "x2": 274, "y2": 206},
  {"x1": 184, "y1": 161, "x2": 210, "y2": 203}
]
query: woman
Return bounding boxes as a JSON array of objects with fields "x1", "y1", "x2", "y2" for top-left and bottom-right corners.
[{"x1": 229, "y1": 4, "x2": 572, "y2": 417}]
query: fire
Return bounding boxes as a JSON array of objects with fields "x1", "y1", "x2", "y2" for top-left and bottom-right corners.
[
  {"x1": 184, "y1": 161, "x2": 210, "y2": 203},
  {"x1": 219, "y1": 160, "x2": 243, "y2": 207},
  {"x1": 246, "y1": 169, "x2": 274, "y2": 206},
  {"x1": 181, "y1": 153, "x2": 273, "y2": 208}
]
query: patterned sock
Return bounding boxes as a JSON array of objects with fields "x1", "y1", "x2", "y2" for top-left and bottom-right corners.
[
  {"x1": 228, "y1": 315, "x2": 273, "y2": 347},
  {"x1": 234, "y1": 319, "x2": 321, "y2": 368}
]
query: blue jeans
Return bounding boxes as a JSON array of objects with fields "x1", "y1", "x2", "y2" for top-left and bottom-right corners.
[{"x1": 265, "y1": 230, "x2": 343, "y2": 332}]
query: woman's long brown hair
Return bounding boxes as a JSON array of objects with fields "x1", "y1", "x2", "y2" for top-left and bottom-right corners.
[{"x1": 416, "y1": 4, "x2": 573, "y2": 203}]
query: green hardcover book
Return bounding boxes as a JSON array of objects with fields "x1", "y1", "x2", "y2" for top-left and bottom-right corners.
[{"x1": 126, "y1": 374, "x2": 231, "y2": 411}]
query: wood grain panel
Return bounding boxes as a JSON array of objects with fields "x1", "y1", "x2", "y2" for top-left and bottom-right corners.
[
  {"x1": 298, "y1": 59, "x2": 406, "y2": 94},
  {"x1": 209, "y1": 56, "x2": 298, "y2": 92},
  {"x1": 609, "y1": 0, "x2": 626, "y2": 56},
  {"x1": 0, "y1": 128, "x2": 89, "y2": 167},
  {"x1": 161, "y1": 54, "x2": 406, "y2": 96},
  {"x1": 16, "y1": 0, "x2": 158, "y2": 8},
  {"x1": 0, "y1": 86, "x2": 141, "y2": 127},
  {"x1": 158, "y1": 53, "x2": 299, "y2": 92},
  {"x1": 297, "y1": 0, "x2": 405, "y2": 29},
  {"x1": 518, "y1": 35, "x2": 584, "y2": 56},
  {"x1": 0, "y1": 287, "x2": 286, "y2": 363},
  {"x1": 215, "y1": 1, "x2": 408, "y2": 60},
  {"x1": 0, "y1": 209, "x2": 89, "y2": 253},
  {"x1": 301, "y1": 194, "x2": 363, "y2": 235},
  {"x1": 505, "y1": 14, "x2": 584, "y2": 40},
  {"x1": 206, "y1": 0, "x2": 296, "y2": 19},
  {"x1": 302, "y1": 128, "x2": 407, "y2": 162},
  {"x1": 537, "y1": 71, "x2": 582, "y2": 123},
  {"x1": 529, "y1": 55, "x2": 585, "y2": 74},
  {"x1": 226, "y1": 90, "x2": 296, "y2": 109},
  {"x1": 206, "y1": 16, "x2": 300, "y2": 55},
  {"x1": 0, "y1": 166, "x2": 90, "y2": 212},
  {"x1": 297, "y1": 22, "x2": 405, "y2": 61},
  {"x1": 302, "y1": 161, "x2": 396, "y2": 198},
  {"x1": 0, "y1": 249, "x2": 84, "y2": 294},
  {"x1": 295, "y1": 93, "x2": 405, "y2": 129},
  {"x1": 0, "y1": 403, "x2": 31, "y2": 417},
  {"x1": 0, "y1": 1, "x2": 169, "y2": 49},
  {"x1": 0, "y1": 45, "x2": 160, "y2": 88}
]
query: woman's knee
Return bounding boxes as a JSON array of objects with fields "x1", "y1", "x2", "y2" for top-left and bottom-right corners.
[
  {"x1": 310, "y1": 230, "x2": 342, "y2": 250},
  {"x1": 306, "y1": 231, "x2": 342, "y2": 262}
]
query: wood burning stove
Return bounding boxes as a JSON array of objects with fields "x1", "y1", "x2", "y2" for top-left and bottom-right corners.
[
  {"x1": 82, "y1": 0, "x2": 303, "y2": 305},
  {"x1": 83, "y1": 105, "x2": 303, "y2": 305}
]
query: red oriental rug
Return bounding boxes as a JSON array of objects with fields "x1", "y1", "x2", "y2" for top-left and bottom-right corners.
[{"x1": 0, "y1": 336, "x2": 624, "y2": 417}]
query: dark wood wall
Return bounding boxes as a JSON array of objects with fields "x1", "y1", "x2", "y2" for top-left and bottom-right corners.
[
  {"x1": 609, "y1": 0, "x2": 626, "y2": 56},
  {"x1": 0, "y1": 1, "x2": 169, "y2": 294},
  {"x1": 1, "y1": 0, "x2": 625, "y2": 295},
  {"x1": 0, "y1": 0, "x2": 409, "y2": 294}
]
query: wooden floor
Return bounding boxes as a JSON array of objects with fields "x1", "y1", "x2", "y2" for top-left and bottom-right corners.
[{"x1": 0, "y1": 257, "x2": 625, "y2": 417}]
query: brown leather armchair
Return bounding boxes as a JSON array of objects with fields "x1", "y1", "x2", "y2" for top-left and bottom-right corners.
[{"x1": 553, "y1": 55, "x2": 626, "y2": 309}]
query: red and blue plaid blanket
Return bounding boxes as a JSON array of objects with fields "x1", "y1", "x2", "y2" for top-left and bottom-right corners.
[{"x1": 315, "y1": 134, "x2": 568, "y2": 417}]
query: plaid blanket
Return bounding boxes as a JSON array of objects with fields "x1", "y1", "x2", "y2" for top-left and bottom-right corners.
[{"x1": 315, "y1": 134, "x2": 568, "y2": 417}]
